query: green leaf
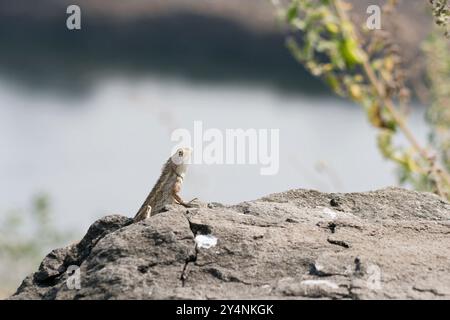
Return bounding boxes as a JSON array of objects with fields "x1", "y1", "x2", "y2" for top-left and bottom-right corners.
[
  {"x1": 339, "y1": 38, "x2": 364, "y2": 67},
  {"x1": 286, "y1": 3, "x2": 298, "y2": 22}
]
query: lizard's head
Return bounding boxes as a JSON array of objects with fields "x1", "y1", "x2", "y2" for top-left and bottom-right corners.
[{"x1": 171, "y1": 147, "x2": 192, "y2": 175}]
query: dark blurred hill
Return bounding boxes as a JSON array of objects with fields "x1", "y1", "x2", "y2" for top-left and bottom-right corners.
[{"x1": 0, "y1": 0, "x2": 432, "y2": 95}]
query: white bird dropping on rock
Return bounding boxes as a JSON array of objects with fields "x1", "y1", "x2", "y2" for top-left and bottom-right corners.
[{"x1": 195, "y1": 234, "x2": 218, "y2": 249}]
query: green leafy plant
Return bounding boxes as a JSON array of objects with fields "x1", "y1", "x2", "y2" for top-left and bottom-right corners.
[
  {"x1": 430, "y1": 0, "x2": 450, "y2": 37},
  {"x1": 276, "y1": 0, "x2": 450, "y2": 199},
  {"x1": 423, "y1": 30, "x2": 450, "y2": 174}
]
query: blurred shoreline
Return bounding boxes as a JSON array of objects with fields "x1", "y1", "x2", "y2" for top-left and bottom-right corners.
[{"x1": 0, "y1": 0, "x2": 431, "y2": 96}]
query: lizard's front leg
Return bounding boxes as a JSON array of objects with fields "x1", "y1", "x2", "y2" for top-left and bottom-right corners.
[{"x1": 172, "y1": 180, "x2": 198, "y2": 208}]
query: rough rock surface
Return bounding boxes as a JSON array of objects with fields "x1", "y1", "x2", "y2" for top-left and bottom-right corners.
[{"x1": 10, "y1": 188, "x2": 450, "y2": 300}]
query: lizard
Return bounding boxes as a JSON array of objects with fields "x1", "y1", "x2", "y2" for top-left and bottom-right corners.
[{"x1": 133, "y1": 147, "x2": 197, "y2": 222}]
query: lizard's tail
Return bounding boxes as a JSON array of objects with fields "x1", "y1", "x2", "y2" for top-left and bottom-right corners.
[{"x1": 133, "y1": 205, "x2": 152, "y2": 222}]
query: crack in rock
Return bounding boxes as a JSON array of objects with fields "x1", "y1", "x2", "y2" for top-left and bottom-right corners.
[
  {"x1": 180, "y1": 252, "x2": 197, "y2": 287},
  {"x1": 309, "y1": 263, "x2": 346, "y2": 277},
  {"x1": 180, "y1": 217, "x2": 212, "y2": 287},
  {"x1": 327, "y1": 238, "x2": 350, "y2": 248},
  {"x1": 317, "y1": 221, "x2": 337, "y2": 233},
  {"x1": 412, "y1": 286, "x2": 445, "y2": 296},
  {"x1": 204, "y1": 267, "x2": 250, "y2": 284}
]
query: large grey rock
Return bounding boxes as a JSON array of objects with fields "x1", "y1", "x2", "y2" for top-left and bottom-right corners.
[{"x1": 10, "y1": 187, "x2": 450, "y2": 300}]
